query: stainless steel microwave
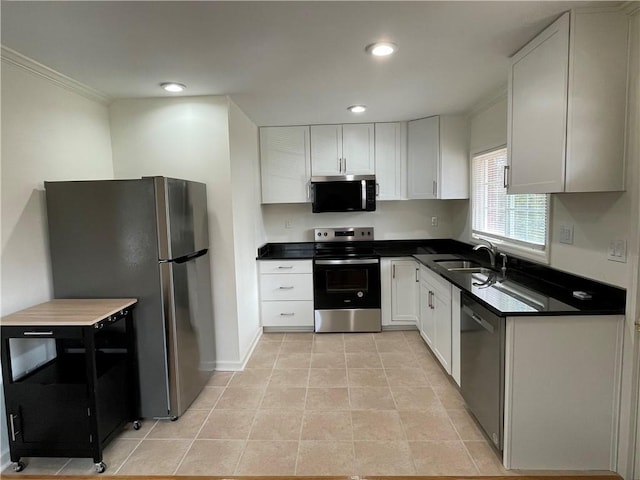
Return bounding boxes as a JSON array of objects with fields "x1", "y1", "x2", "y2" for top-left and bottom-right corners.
[{"x1": 310, "y1": 175, "x2": 376, "y2": 213}]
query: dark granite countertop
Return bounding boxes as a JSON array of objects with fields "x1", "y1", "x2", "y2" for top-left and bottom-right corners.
[{"x1": 257, "y1": 239, "x2": 626, "y2": 317}]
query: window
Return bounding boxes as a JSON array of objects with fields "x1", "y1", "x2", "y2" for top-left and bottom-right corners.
[{"x1": 472, "y1": 147, "x2": 549, "y2": 255}]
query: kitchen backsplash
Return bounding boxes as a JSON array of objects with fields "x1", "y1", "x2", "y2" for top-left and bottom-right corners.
[{"x1": 262, "y1": 199, "x2": 468, "y2": 242}]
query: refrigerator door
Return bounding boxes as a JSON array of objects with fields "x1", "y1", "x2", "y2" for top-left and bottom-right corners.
[
  {"x1": 154, "y1": 177, "x2": 215, "y2": 417},
  {"x1": 45, "y1": 179, "x2": 170, "y2": 418},
  {"x1": 161, "y1": 251, "x2": 215, "y2": 416}
]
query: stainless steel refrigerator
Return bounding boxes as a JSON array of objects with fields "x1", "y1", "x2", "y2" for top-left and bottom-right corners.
[{"x1": 45, "y1": 176, "x2": 215, "y2": 419}]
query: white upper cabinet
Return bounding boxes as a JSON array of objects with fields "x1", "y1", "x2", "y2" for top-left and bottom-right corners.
[
  {"x1": 310, "y1": 123, "x2": 374, "y2": 176},
  {"x1": 507, "y1": 9, "x2": 629, "y2": 194},
  {"x1": 259, "y1": 126, "x2": 311, "y2": 204},
  {"x1": 407, "y1": 115, "x2": 469, "y2": 200},
  {"x1": 375, "y1": 122, "x2": 406, "y2": 200}
]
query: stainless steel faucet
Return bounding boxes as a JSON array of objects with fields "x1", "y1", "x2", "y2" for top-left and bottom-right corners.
[
  {"x1": 473, "y1": 239, "x2": 498, "y2": 268},
  {"x1": 499, "y1": 252, "x2": 508, "y2": 277}
]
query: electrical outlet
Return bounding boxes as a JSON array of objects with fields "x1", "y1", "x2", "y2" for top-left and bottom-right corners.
[
  {"x1": 559, "y1": 224, "x2": 574, "y2": 245},
  {"x1": 431, "y1": 216, "x2": 438, "y2": 227},
  {"x1": 284, "y1": 219, "x2": 293, "y2": 229},
  {"x1": 607, "y1": 239, "x2": 627, "y2": 263}
]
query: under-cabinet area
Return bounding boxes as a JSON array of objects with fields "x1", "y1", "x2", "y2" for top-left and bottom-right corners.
[{"x1": 0, "y1": 299, "x2": 139, "y2": 474}]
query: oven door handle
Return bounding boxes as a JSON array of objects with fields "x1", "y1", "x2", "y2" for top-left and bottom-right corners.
[
  {"x1": 462, "y1": 305, "x2": 495, "y2": 333},
  {"x1": 314, "y1": 259, "x2": 379, "y2": 265}
]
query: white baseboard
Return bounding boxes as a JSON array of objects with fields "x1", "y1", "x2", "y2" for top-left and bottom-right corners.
[{"x1": 213, "y1": 327, "x2": 262, "y2": 371}]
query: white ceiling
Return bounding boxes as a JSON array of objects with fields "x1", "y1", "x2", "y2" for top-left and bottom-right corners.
[{"x1": 0, "y1": 1, "x2": 614, "y2": 126}]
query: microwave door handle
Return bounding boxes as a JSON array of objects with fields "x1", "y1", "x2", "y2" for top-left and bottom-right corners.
[{"x1": 361, "y1": 180, "x2": 366, "y2": 209}]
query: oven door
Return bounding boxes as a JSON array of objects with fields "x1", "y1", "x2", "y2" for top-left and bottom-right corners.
[{"x1": 313, "y1": 258, "x2": 381, "y2": 310}]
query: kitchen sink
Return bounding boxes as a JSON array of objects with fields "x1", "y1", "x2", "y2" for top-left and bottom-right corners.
[{"x1": 434, "y1": 259, "x2": 485, "y2": 272}]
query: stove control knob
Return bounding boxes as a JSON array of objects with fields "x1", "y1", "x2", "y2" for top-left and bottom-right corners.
[
  {"x1": 357, "y1": 291, "x2": 364, "y2": 298},
  {"x1": 317, "y1": 232, "x2": 321, "y2": 237},
  {"x1": 324, "y1": 232, "x2": 328, "y2": 236}
]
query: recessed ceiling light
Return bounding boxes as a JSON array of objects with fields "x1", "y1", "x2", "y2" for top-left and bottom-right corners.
[
  {"x1": 347, "y1": 105, "x2": 367, "y2": 114},
  {"x1": 366, "y1": 42, "x2": 397, "y2": 57},
  {"x1": 161, "y1": 82, "x2": 186, "y2": 93}
]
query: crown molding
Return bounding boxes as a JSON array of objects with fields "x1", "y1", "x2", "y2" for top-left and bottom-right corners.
[
  {"x1": 1, "y1": 46, "x2": 112, "y2": 105},
  {"x1": 621, "y1": 1, "x2": 640, "y2": 16}
]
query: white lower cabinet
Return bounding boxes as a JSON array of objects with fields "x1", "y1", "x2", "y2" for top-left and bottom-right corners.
[
  {"x1": 258, "y1": 260, "x2": 313, "y2": 329},
  {"x1": 260, "y1": 301, "x2": 313, "y2": 328},
  {"x1": 504, "y1": 314, "x2": 623, "y2": 470},
  {"x1": 381, "y1": 258, "x2": 419, "y2": 327},
  {"x1": 419, "y1": 265, "x2": 452, "y2": 374}
]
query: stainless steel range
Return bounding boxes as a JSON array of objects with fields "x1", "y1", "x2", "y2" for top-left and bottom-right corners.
[{"x1": 313, "y1": 227, "x2": 381, "y2": 333}]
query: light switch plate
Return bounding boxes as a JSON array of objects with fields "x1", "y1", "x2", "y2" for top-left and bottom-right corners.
[
  {"x1": 559, "y1": 224, "x2": 574, "y2": 245},
  {"x1": 607, "y1": 239, "x2": 627, "y2": 263}
]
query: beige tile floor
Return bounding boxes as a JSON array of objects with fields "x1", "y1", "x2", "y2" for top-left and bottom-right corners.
[{"x1": 4, "y1": 330, "x2": 510, "y2": 476}]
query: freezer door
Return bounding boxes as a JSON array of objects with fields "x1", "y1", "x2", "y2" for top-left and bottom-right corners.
[
  {"x1": 155, "y1": 177, "x2": 209, "y2": 260},
  {"x1": 162, "y1": 251, "x2": 215, "y2": 416}
]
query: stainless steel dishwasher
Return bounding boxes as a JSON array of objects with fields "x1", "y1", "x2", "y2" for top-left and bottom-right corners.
[{"x1": 460, "y1": 292, "x2": 505, "y2": 451}]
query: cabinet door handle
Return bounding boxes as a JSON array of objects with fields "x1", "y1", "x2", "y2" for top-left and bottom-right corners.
[
  {"x1": 279, "y1": 312, "x2": 295, "y2": 316},
  {"x1": 277, "y1": 266, "x2": 293, "y2": 270},
  {"x1": 376, "y1": 183, "x2": 380, "y2": 197},
  {"x1": 344, "y1": 158, "x2": 347, "y2": 173},
  {"x1": 338, "y1": 158, "x2": 341, "y2": 173},
  {"x1": 503, "y1": 165, "x2": 510, "y2": 189},
  {"x1": 307, "y1": 183, "x2": 311, "y2": 200},
  {"x1": 278, "y1": 286, "x2": 294, "y2": 290},
  {"x1": 392, "y1": 264, "x2": 396, "y2": 279},
  {"x1": 415, "y1": 268, "x2": 419, "y2": 282},
  {"x1": 428, "y1": 291, "x2": 434, "y2": 309},
  {"x1": 9, "y1": 414, "x2": 19, "y2": 441},
  {"x1": 432, "y1": 180, "x2": 437, "y2": 197},
  {"x1": 23, "y1": 331, "x2": 53, "y2": 336}
]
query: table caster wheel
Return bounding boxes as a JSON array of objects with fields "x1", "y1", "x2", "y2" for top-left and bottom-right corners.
[
  {"x1": 94, "y1": 462, "x2": 106, "y2": 473},
  {"x1": 13, "y1": 461, "x2": 25, "y2": 472},
  {"x1": 133, "y1": 420, "x2": 141, "y2": 430}
]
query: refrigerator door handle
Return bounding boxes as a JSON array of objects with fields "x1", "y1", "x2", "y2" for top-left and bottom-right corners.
[
  {"x1": 167, "y1": 249, "x2": 208, "y2": 265},
  {"x1": 159, "y1": 248, "x2": 208, "y2": 264}
]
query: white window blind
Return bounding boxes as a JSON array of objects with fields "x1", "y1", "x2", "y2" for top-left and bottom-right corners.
[{"x1": 472, "y1": 147, "x2": 548, "y2": 250}]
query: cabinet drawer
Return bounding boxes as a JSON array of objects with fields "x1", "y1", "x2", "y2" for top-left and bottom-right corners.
[
  {"x1": 260, "y1": 274, "x2": 313, "y2": 301},
  {"x1": 258, "y1": 260, "x2": 312, "y2": 275},
  {"x1": 261, "y1": 301, "x2": 314, "y2": 327}
]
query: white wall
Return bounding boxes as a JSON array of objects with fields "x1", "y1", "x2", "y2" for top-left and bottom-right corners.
[
  {"x1": 0, "y1": 57, "x2": 114, "y2": 468},
  {"x1": 262, "y1": 199, "x2": 462, "y2": 242},
  {"x1": 109, "y1": 96, "x2": 252, "y2": 369},
  {"x1": 228, "y1": 101, "x2": 264, "y2": 360}
]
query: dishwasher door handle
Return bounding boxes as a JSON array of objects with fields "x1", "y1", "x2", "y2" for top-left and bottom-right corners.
[{"x1": 462, "y1": 305, "x2": 495, "y2": 333}]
